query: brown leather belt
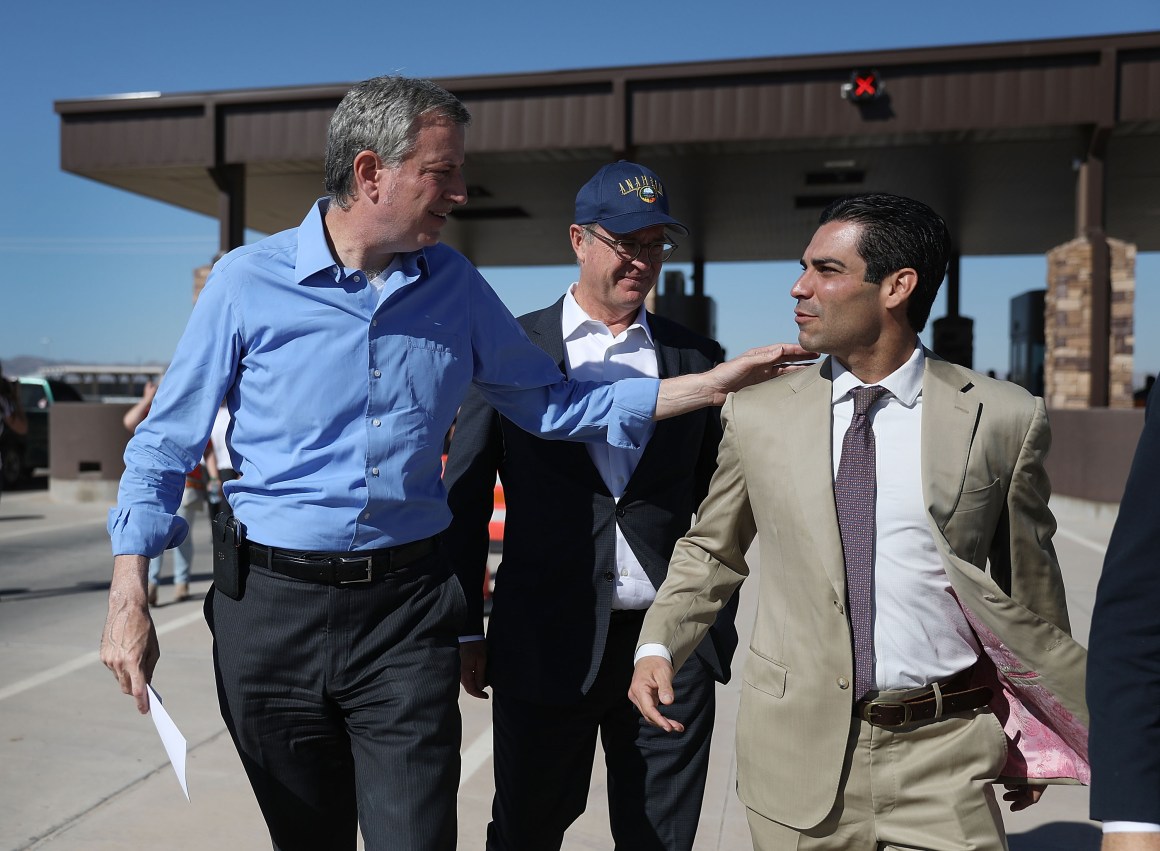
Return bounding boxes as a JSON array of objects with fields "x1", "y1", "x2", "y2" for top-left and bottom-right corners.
[
  {"x1": 854, "y1": 668, "x2": 992, "y2": 728},
  {"x1": 248, "y1": 537, "x2": 438, "y2": 585}
]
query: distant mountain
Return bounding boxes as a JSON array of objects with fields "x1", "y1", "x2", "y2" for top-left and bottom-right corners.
[
  {"x1": 1, "y1": 355, "x2": 56, "y2": 378},
  {"x1": 1, "y1": 356, "x2": 168, "y2": 380}
]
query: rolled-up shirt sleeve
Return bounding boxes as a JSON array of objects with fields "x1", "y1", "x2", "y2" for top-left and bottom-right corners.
[{"x1": 109, "y1": 265, "x2": 242, "y2": 557}]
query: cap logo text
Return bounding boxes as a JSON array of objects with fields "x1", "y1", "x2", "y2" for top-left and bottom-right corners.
[{"x1": 618, "y1": 175, "x2": 664, "y2": 204}]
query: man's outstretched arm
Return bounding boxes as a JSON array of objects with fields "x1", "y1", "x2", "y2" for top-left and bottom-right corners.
[{"x1": 654, "y1": 343, "x2": 814, "y2": 420}]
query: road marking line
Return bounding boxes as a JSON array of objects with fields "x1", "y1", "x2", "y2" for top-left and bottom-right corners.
[
  {"x1": 1054, "y1": 526, "x2": 1109, "y2": 556},
  {"x1": 459, "y1": 726, "x2": 493, "y2": 790},
  {"x1": 0, "y1": 517, "x2": 108, "y2": 542},
  {"x1": 0, "y1": 609, "x2": 206, "y2": 703}
]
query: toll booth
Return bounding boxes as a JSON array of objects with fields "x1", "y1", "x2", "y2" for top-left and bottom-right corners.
[
  {"x1": 1009, "y1": 290, "x2": 1046, "y2": 396},
  {"x1": 653, "y1": 271, "x2": 717, "y2": 344}
]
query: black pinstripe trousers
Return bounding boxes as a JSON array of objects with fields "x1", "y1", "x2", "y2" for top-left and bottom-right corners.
[{"x1": 205, "y1": 549, "x2": 465, "y2": 851}]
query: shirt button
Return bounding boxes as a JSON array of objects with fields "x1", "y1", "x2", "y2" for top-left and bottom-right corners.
[
  {"x1": 362, "y1": 512, "x2": 371, "y2": 521},
  {"x1": 621, "y1": 568, "x2": 629, "y2": 577},
  {"x1": 371, "y1": 467, "x2": 380, "y2": 476},
  {"x1": 372, "y1": 319, "x2": 378, "y2": 327},
  {"x1": 353, "y1": 274, "x2": 361, "y2": 282},
  {"x1": 373, "y1": 369, "x2": 381, "y2": 378},
  {"x1": 372, "y1": 418, "x2": 381, "y2": 427},
  {"x1": 837, "y1": 677, "x2": 850, "y2": 689}
]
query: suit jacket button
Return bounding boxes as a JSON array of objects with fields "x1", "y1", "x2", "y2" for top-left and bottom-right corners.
[
  {"x1": 616, "y1": 507, "x2": 626, "y2": 517},
  {"x1": 604, "y1": 571, "x2": 615, "y2": 581},
  {"x1": 837, "y1": 677, "x2": 850, "y2": 689}
]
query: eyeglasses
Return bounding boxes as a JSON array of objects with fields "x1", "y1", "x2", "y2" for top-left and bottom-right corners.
[{"x1": 584, "y1": 227, "x2": 677, "y2": 264}]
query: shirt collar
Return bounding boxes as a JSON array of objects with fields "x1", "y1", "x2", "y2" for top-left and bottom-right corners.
[
  {"x1": 293, "y1": 198, "x2": 431, "y2": 284},
  {"x1": 561, "y1": 284, "x2": 654, "y2": 344},
  {"x1": 831, "y1": 340, "x2": 925, "y2": 407}
]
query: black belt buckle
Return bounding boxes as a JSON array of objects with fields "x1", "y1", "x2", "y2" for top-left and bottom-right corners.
[
  {"x1": 862, "y1": 700, "x2": 912, "y2": 727},
  {"x1": 334, "y1": 554, "x2": 375, "y2": 584}
]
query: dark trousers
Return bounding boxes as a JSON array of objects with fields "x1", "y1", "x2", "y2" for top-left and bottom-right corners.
[
  {"x1": 487, "y1": 614, "x2": 717, "y2": 851},
  {"x1": 205, "y1": 550, "x2": 465, "y2": 851}
]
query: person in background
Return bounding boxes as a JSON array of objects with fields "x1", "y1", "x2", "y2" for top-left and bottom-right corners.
[
  {"x1": 205, "y1": 402, "x2": 236, "y2": 529},
  {"x1": 446, "y1": 161, "x2": 738, "y2": 850},
  {"x1": 122, "y1": 379, "x2": 205, "y2": 605}
]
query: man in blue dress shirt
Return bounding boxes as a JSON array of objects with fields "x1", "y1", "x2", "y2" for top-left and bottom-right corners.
[{"x1": 99, "y1": 76, "x2": 809, "y2": 851}]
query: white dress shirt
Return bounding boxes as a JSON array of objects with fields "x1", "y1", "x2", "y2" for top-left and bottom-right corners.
[
  {"x1": 562, "y1": 285, "x2": 659, "y2": 610},
  {"x1": 830, "y1": 344, "x2": 979, "y2": 689},
  {"x1": 637, "y1": 344, "x2": 981, "y2": 682}
]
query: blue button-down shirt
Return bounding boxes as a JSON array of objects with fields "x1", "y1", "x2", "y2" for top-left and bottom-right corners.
[{"x1": 110, "y1": 200, "x2": 659, "y2": 555}]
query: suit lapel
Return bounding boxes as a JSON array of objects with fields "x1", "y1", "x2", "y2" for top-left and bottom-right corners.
[
  {"x1": 527, "y1": 298, "x2": 606, "y2": 488},
  {"x1": 787, "y1": 361, "x2": 848, "y2": 600},
  {"x1": 527, "y1": 298, "x2": 568, "y2": 372},
  {"x1": 921, "y1": 355, "x2": 981, "y2": 530}
]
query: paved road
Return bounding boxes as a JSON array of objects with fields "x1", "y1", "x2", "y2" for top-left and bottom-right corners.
[{"x1": 0, "y1": 485, "x2": 1112, "y2": 850}]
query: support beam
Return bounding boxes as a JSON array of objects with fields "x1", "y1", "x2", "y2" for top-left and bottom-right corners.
[
  {"x1": 1078, "y1": 125, "x2": 1112, "y2": 407},
  {"x1": 209, "y1": 164, "x2": 246, "y2": 254}
]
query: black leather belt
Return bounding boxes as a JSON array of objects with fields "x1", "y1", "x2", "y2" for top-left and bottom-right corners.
[
  {"x1": 854, "y1": 668, "x2": 992, "y2": 728},
  {"x1": 248, "y1": 537, "x2": 438, "y2": 585}
]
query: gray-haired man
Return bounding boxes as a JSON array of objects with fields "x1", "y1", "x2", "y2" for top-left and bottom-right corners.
[{"x1": 100, "y1": 76, "x2": 810, "y2": 850}]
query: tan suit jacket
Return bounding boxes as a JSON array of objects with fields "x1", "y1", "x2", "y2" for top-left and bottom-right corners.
[{"x1": 639, "y1": 354, "x2": 1089, "y2": 830}]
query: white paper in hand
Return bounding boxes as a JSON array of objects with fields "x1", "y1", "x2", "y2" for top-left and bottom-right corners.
[{"x1": 147, "y1": 684, "x2": 190, "y2": 801}]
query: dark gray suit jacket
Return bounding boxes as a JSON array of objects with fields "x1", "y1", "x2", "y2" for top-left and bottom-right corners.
[{"x1": 444, "y1": 296, "x2": 738, "y2": 706}]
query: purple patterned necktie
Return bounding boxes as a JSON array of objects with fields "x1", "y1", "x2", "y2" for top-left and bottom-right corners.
[{"x1": 834, "y1": 385, "x2": 888, "y2": 700}]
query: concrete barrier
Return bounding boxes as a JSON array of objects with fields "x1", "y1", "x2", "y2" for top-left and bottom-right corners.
[{"x1": 49, "y1": 402, "x2": 131, "y2": 503}]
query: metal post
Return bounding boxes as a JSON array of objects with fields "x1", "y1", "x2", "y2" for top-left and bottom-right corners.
[{"x1": 209, "y1": 164, "x2": 246, "y2": 253}]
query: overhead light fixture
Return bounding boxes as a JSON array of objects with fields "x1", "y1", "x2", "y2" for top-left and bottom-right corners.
[{"x1": 841, "y1": 70, "x2": 883, "y2": 102}]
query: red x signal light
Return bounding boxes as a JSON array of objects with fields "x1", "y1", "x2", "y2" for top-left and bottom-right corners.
[{"x1": 842, "y1": 70, "x2": 883, "y2": 103}]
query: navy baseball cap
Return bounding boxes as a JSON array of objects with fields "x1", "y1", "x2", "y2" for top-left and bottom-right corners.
[{"x1": 574, "y1": 160, "x2": 688, "y2": 236}]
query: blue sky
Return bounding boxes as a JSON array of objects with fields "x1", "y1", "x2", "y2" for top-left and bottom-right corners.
[{"x1": 2, "y1": 0, "x2": 1158, "y2": 380}]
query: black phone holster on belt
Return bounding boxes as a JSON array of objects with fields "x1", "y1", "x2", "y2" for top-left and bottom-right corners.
[{"x1": 211, "y1": 504, "x2": 248, "y2": 600}]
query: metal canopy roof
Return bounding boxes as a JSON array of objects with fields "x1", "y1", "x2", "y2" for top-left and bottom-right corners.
[{"x1": 56, "y1": 31, "x2": 1160, "y2": 266}]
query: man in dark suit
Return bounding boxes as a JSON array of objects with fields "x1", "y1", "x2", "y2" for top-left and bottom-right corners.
[
  {"x1": 444, "y1": 160, "x2": 737, "y2": 851},
  {"x1": 1089, "y1": 386, "x2": 1160, "y2": 851}
]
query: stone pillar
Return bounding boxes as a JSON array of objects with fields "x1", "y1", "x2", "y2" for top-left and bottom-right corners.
[
  {"x1": 1044, "y1": 237, "x2": 1135, "y2": 409},
  {"x1": 1110, "y1": 241, "x2": 1137, "y2": 406}
]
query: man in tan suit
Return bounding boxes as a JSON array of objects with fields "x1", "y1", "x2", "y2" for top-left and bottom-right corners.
[{"x1": 629, "y1": 193, "x2": 1089, "y2": 850}]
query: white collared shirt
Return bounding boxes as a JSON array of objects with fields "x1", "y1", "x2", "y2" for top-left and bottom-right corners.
[
  {"x1": 562, "y1": 284, "x2": 659, "y2": 610},
  {"x1": 830, "y1": 344, "x2": 980, "y2": 689},
  {"x1": 635, "y1": 344, "x2": 983, "y2": 674}
]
